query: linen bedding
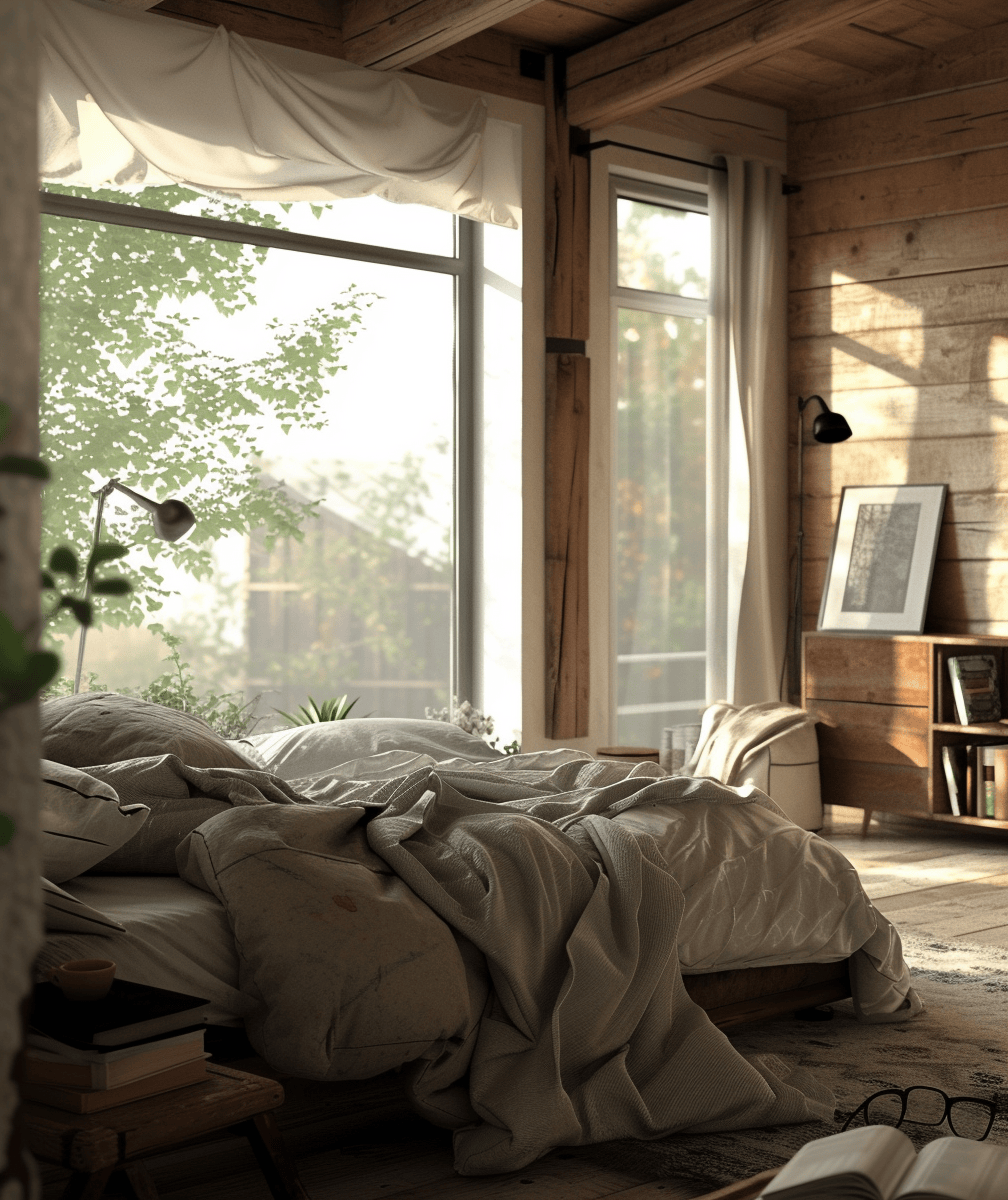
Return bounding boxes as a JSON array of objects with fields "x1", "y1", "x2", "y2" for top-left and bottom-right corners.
[{"x1": 37, "y1": 699, "x2": 921, "y2": 1175}]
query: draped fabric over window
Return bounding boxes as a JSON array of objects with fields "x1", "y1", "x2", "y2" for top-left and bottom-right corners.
[
  {"x1": 38, "y1": 0, "x2": 521, "y2": 227},
  {"x1": 708, "y1": 158, "x2": 788, "y2": 706}
]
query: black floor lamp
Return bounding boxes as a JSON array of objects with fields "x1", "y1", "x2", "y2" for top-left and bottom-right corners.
[
  {"x1": 788, "y1": 395, "x2": 852, "y2": 700},
  {"x1": 73, "y1": 478, "x2": 196, "y2": 694}
]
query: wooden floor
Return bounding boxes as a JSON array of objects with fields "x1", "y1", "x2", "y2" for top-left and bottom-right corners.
[{"x1": 38, "y1": 806, "x2": 1008, "y2": 1200}]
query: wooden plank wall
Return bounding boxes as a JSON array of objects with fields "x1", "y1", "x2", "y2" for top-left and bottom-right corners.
[{"x1": 787, "y1": 69, "x2": 1008, "y2": 665}]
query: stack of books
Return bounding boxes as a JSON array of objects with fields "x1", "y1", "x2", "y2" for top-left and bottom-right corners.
[
  {"x1": 942, "y1": 742, "x2": 1008, "y2": 819},
  {"x1": 24, "y1": 979, "x2": 211, "y2": 1113}
]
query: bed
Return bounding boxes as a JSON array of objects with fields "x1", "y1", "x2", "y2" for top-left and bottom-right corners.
[{"x1": 34, "y1": 693, "x2": 921, "y2": 1176}]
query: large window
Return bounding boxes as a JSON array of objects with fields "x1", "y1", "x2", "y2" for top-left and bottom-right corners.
[
  {"x1": 612, "y1": 179, "x2": 710, "y2": 747},
  {"x1": 39, "y1": 186, "x2": 486, "y2": 732}
]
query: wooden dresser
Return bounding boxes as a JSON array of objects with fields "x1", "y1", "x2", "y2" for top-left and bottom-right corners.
[{"x1": 802, "y1": 630, "x2": 1008, "y2": 830}]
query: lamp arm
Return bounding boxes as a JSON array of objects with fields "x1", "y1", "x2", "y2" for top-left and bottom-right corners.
[{"x1": 110, "y1": 479, "x2": 159, "y2": 515}]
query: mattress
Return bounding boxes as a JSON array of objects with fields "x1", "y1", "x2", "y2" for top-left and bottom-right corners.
[
  {"x1": 37, "y1": 809, "x2": 862, "y2": 1022},
  {"x1": 36, "y1": 876, "x2": 248, "y2": 1026}
]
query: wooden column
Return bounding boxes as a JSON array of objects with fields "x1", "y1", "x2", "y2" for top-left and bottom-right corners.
[{"x1": 544, "y1": 54, "x2": 590, "y2": 740}]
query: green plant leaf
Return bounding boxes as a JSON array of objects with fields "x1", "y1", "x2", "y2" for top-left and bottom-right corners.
[
  {"x1": 0, "y1": 455, "x2": 50, "y2": 480},
  {"x1": 0, "y1": 812, "x2": 15, "y2": 846},
  {"x1": 48, "y1": 546, "x2": 78, "y2": 578},
  {"x1": 0, "y1": 611, "x2": 28, "y2": 673},
  {"x1": 58, "y1": 596, "x2": 93, "y2": 627},
  {"x1": 91, "y1": 577, "x2": 132, "y2": 596},
  {"x1": 40, "y1": 570, "x2": 56, "y2": 590},
  {"x1": 0, "y1": 401, "x2": 9, "y2": 442},
  {"x1": 85, "y1": 542, "x2": 129, "y2": 576}
]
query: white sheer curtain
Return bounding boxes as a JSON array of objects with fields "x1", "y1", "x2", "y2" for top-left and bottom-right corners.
[
  {"x1": 707, "y1": 158, "x2": 788, "y2": 705},
  {"x1": 38, "y1": 0, "x2": 521, "y2": 227}
]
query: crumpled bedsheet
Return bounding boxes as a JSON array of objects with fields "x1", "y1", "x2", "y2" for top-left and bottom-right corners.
[{"x1": 173, "y1": 752, "x2": 916, "y2": 1173}]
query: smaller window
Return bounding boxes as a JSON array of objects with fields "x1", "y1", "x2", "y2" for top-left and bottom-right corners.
[{"x1": 615, "y1": 192, "x2": 710, "y2": 300}]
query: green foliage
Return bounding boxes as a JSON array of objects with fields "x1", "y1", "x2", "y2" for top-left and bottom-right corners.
[
  {"x1": 276, "y1": 693, "x2": 359, "y2": 726},
  {"x1": 0, "y1": 812, "x2": 15, "y2": 847},
  {"x1": 138, "y1": 626, "x2": 260, "y2": 739},
  {"x1": 0, "y1": 400, "x2": 132, "y2": 712},
  {"x1": 39, "y1": 184, "x2": 372, "y2": 634}
]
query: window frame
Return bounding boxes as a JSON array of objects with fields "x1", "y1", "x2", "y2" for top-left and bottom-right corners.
[
  {"x1": 38, "y1": 188, "x2": 477, "y2": 709},
  {"x1": 608, "y1": 175, "x2": 711, "y2": 736}
]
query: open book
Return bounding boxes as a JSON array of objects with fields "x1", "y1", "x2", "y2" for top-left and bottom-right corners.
[{"x1": 759, "y1": 1127, "x2": 1008, "y2": 1200}]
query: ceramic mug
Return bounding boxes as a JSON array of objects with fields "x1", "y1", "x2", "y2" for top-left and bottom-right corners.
[{"x1": 48, "y1": 958, "x2": 116, "y2": 1002}]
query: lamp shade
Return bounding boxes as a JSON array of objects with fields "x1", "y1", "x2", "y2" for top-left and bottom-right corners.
[
  {"x1": 151, "y1": 498, "x2": 196, "y2": 542},
  {"x1": 812, "y1": 410, "x2": 853, "y2": 443}
]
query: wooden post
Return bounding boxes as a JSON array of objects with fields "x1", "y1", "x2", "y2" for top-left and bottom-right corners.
[
  {"x1": 544, "y1": 53, "x2": 590, "y2": 740},
  {"x1": 0, "y1": 5, "x2": 43, "y2": 1199}
]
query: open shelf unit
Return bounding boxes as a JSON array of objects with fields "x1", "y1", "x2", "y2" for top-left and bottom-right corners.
[{"x1": 802, "y1": 630, "x2": 1008, "y2": 831}]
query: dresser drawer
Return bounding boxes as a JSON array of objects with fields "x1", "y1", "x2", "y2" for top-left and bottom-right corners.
[
  {"x1": 804, "y1": 635, "x2": 930, "y2": 708},
  {"x1": 808, "y1": 699, "x2": 929, "y2": 768}
]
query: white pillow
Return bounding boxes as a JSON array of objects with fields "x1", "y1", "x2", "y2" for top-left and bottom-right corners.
[
  {"x1": 249, "y1": 718, "x2": 502, "y2": 781},
  {"x1": 40, "y1": 760, "x2": 149, "y2": 882},
  {"x1": 41, "y1": 877, "x2": 126, "y2": 934}
]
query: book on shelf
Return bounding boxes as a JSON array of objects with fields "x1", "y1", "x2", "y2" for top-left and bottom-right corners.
[
  {"x1": 20, "y1": 1055, "x2": 208, "y2": 1113},
  {"x1": 758, "y1": 1125, "x2": 1008, "y2": 1200},
  {"x1": 24, "y1": 1027, "x2": 205, "y2": 1090},
  {"x1": 948, "y1": 654, "x2": 1001, "y2": 725},
  {"x1": 942, "y1": 744, "x2": 965, "y2": 816},
  {"x1": 965, "y1": 744, "x2": 976, "y2": 817},
  {"x1": 29, "y1": 979, "x2": 210, "y2": 1049}
]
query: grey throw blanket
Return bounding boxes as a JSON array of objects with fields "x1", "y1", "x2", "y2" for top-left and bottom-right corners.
[{"x1": 175, "y1": 756, "x2": 834, "y2": 1174}]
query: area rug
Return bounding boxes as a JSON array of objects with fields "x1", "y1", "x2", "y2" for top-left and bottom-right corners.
[{"x1": 580, "y1": 937, "x2": 1008, "y2": 1195}]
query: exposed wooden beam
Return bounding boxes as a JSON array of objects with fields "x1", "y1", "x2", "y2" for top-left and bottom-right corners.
[
  {"x1": 341, "y1": 0, "x2": 540, "y2": 70},
  {"x1": 799, "y1": 18, "x2": 1008, "y2": 120},
  {"x1": 566, "y1": 0, "x2": 892, "y2": 130}
]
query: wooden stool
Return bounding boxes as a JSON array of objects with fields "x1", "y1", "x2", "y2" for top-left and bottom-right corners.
[{"x1": 22, "y1": 1062, "x2": 309, "y2": 1200}]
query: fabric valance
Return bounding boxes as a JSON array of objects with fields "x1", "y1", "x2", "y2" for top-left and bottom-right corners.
[{"x1": 39, "y1": 0, "x2": 520, "y2": 227}]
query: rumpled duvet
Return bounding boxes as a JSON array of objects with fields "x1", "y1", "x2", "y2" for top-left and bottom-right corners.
[{"x1": 166, "y1": 751, "x2": 916, "y2": 1174}]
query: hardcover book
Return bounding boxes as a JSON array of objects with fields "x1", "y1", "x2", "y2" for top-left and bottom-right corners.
[
  {"x1": 948, "y1": 655, "x2": 1001, "y2": 725},
  {"x1": 29, "y1": 979, "x2": 210, "y2": 1049},
  {"x1": 25, "y1": 1028, "x2": 205, "y2": 1090},
  {"x1": 941, "y1": 744, "x2": 965, "y2": 816},
  {"x1": 759, "y1": 1126, "x2": 1008, "y2": 1200},
  {"x1": 20, "y1": 1056, "x2": 207, "y2": 1113}
]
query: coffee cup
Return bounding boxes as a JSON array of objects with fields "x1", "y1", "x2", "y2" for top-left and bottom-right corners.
[{"x1": 48, "y1": 958, "x2": 116, "y2": 1002}]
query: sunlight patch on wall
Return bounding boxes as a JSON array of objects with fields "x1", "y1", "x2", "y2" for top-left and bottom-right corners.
[
  {"x1": 829, "y1": 270, "x2": 924, "y2": 380},
  {"x1": 988, "y1": 335, "x2": 1008, "y2": 410}
]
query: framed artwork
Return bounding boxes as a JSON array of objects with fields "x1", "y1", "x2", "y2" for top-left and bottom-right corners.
[{"x1": 818, "y1": 484, "x2": 948, "y2": 634}]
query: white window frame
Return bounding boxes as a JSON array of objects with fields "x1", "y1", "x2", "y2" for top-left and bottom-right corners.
[{"x1": 608, "y1": 176, "x2": 711, "y2": 731}]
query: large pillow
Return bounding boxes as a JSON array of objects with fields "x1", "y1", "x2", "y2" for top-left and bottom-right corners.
[
  {"x1": 40, "y1": 760, "x2": 149, "y2": 883},
  {"x1": 41, "y1": 693, "x2": 255, "y2": 771},
  {"x1": 250, "y1": 717, "x2": 502, "y2": 781}
]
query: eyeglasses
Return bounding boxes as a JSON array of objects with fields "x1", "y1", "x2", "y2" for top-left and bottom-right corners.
[{"x1": 841, "y1": 1087, "x2": 996, "y2": 1141}]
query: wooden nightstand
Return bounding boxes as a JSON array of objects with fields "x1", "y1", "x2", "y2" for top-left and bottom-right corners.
[{"x1": 22, "y1": 1062, "x2": 308, "y2": 1200}]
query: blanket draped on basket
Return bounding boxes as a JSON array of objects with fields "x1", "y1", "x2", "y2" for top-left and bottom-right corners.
[{"x1": 168, "y1": 753, "x2": 912, "y2": 1174}]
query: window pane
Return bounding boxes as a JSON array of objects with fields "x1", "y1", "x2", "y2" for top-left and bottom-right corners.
[
  {"x1": 615, "y1": 308, "x2": 706, "y2": 747},
  {"x1": 616, "y1": 198, "x2": 709, "y2": 299},
  {"x1": 40, "y1": 206, "x2": 454, "y2": 730},
  {"x1": 43, "y1": 182, "x2": 458, "y2": 258}
]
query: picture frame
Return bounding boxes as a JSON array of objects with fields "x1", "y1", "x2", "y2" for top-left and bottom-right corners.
[{"x1": 818, "y1": 484, "x2": 948, "y2": 634}]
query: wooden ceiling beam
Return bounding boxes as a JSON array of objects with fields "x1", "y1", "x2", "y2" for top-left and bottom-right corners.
[
  {"x1": 566, "y1": 0, "x2": 894, "y2": 130},
  {"x1": 341, "y1": 0, "x2": 541, "y2": 70}
]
